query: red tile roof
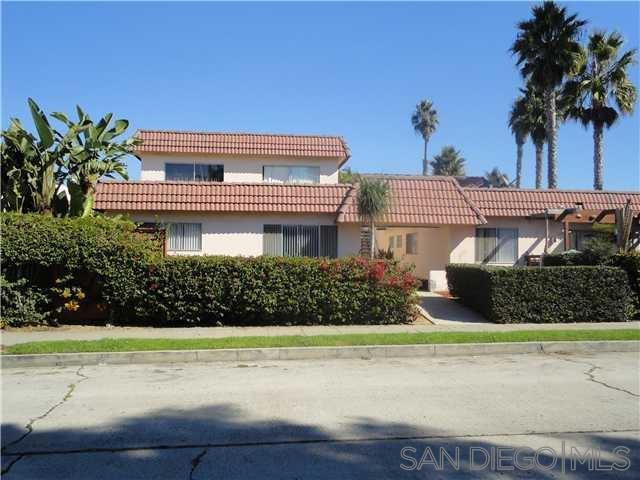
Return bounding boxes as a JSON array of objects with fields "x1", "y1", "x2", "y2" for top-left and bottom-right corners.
[
  {"x1": 337, "y1": 175, "x2": 487, "y2": 225},
  {"x1": 135, "y1": 130, "x2": 350, "y2": 162},
  {"x1": 94, "y1": 181, "x2": 352, "y2": 215},
  {"x1": 465, "y1": 188, "x2": 640, "y2": 217}
]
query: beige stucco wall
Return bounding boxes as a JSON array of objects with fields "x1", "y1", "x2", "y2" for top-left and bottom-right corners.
[
  {"x1": 123, "y1": 212, "x2": 360, "y2": 257},
  {"x1": 139, "y1": 153, "x2": 340, "y2": 184},
  {"x1": 375, "y1": 218, "x2": 567, "y2": 291}
]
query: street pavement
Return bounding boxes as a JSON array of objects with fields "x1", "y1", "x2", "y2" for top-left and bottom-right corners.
[{"x1": 2, "y1": 351, "x2": 639, "y2": 479}]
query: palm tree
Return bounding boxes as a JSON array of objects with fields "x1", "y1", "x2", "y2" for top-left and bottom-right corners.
[
  {"x1": 484, "y1": 167, "x2": 511, "y2": 188},
  {"x1": 411, "y1": 100, "x2": 439, "y2": 175},
  {"x1": 508, "y1": 98, "x2": 527, "y2": 188},
  {"x1": 430, "y1": 146, "x2": 466, "y2": 176},
  {"x1": 512, "y1": 1, "x2": 587, "y2": 189},
  {"x1": 357, "y1": 177, "x2": 390, "y2": 259},
  {"x1": 563, "y1": 31, "x2": 637, "y2": 190},
  {"x1": 511, "y1": 84, "x2": 548, "y2": 189}
]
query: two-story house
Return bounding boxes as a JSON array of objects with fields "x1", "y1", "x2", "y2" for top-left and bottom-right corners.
[
  {"x1": 94, "y1": 129, "x2": 639, "y2": 292},
  {"x1": 94, "y1": 130, "x2": 362, "y2": 257}
]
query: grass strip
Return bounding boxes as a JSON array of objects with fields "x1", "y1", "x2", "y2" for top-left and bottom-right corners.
[{"x1": 3, "y1": 329, "x2": 639, "y2": 355}]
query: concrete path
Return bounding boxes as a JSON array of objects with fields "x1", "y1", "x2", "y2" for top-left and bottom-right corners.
[
  {"x1": 2, "y1": 321, "x2": 639, "y2": 347},
  {"x1": 418, "y1": 292, "x2": 488, "y2": 325},
  {"x1": 2, "y1": 351, "x2": 639, "y2": 478}
]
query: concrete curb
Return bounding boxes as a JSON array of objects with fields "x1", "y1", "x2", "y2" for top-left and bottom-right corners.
[{"x1": 2, "y1": 341, "x2": 638, "y2": 368}]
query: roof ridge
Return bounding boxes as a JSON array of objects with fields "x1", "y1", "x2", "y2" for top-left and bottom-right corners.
[
  {"x1": 446, "y1": 177, "x2": 487, "y2": 224},
  {"x1": 136, "y1": 129, "x2": 346, "y2": 140},
  {"x1": 464, "y1": 187, "x2": 640, "y2": 195}
]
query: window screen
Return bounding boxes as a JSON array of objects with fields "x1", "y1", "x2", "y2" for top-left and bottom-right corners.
[
  {"x1": 396, "y1": 235, "x2": 403, "y2": 248},
  {"x1": 263, "y1": 224, "x2": 336, "y2": 257},
  {"x1": 166, "y1": 163, "x2": 223, "y2": 181},
  {"x1": 389, "y1": 236, "x2": 395, "y2": 249},
  {"x1": 168, "y1": 223, "x2": 202, "y2": 252},
  {"x1": 263, "y1": 166, "x2": 320, "y2": 184},
  {"x1": 475, "y1": 228, "x2": 517, "y2": 264},
  {"x1": 406, "y1": 233, "x2": 418, "y2": 254}
]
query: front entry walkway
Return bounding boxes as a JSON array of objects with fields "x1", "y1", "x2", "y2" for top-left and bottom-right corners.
[{"x1": 418, "y1": 292, "x2": 492, "y2": 325}]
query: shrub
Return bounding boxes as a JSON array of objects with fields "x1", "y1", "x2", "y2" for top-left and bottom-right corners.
[
  {"x1": 609, "y1": 253, "x2": 640, "y2": 316},
  {"x1": 1, "y1": 214, "x2": 419, "y2": 326},
  {"x1": 446, "y1": 264, "x2": 634, "y2": 323},
  {"x1": 0, "y1": 276, "x2": 52, "y2": 328},
  {"x1": 1, "y1": 213, "x2": 162, "y2": 321},
  {"x1": 136, "y1": 256, "x2": 418, "y2": 326}
]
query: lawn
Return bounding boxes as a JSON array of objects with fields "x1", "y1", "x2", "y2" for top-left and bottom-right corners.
[{"x1": 4, "y1": 329, "x2": 639, "y2": 355}]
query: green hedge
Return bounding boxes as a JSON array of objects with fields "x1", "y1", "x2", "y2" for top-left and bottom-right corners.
[
  {"x1": 446, "y1": 264, "x2": 634, "y2": 323},
  {"x1": 610, "y1": 253, "x2": 640, "y2": 313},
  {"x1": 1, "y1": 214, "x2": 419, "y2": 326}
]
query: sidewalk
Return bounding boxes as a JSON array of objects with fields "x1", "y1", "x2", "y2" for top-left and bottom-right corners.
[{"x1": 2, "y1": 321, "x2": 638, "y2": 346}]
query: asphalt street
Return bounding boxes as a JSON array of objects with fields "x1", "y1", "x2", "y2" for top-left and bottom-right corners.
[{"x1": 2, "y1": 351, "x2": 639, "y2": 479}]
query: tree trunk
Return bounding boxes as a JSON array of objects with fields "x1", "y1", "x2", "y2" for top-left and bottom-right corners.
[
  {"x1": 516, "y1": 140, "x2": 523, "y2": 188},
  {"x1": 370, "y1": 219, "x2": 375, "y2": 259},
  {"x1": 534, "y1": 140, "x2": 544, "y2": 189},
  {"x1": 422, "y1": 138, "x2": 429, "y2": 176},
  {"x1": 544, "y1": 88, "x2": 558, "y2": 189},
  {"x1": 593, "y1": 122, "x2": 604, "y2": 190}
]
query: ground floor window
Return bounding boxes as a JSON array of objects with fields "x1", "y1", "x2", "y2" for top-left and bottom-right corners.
[
  {"x1": 263, "y1": 224, "x2": 338, "y2": 257},
  {"x1": 168, "y1": 223, "x2": 202, "y2": 251},
  {"x1": 475, "y1": 228, "x2": 517, "y2": 264},
  {"x1": 406, "y1": 233, "x2": 418, "y2": 254}
]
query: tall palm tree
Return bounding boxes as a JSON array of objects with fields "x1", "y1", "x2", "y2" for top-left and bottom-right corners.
[
  {"x1": 357, "y1": 177, "x2": 390, "y2": 259},
  {"x1": 511, "y1": 84, "x2": 548, "y2": 189},
  {"x1": 563, "y1": 31, "x2": 637, "y2": 190},
  {"x1": 484, "y1": 167, "x2": 510, "y2": 188},
  {"x1": 411, "y1": 100, "x2": 439, "y2": 176},
  {"x1": 508, "y1": 98, "x2": 527, "y2": 188},
  {"x1": 512, "y1": 1, "x2": 587, "y2": 189},
  {"x1": 430, "y1": 146, "x2": 466, "y2": 176}
]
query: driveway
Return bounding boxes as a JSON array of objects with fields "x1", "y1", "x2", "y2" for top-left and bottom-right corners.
[{"x1": 2, "y1": 351, "x2": 639, "y2": 478}]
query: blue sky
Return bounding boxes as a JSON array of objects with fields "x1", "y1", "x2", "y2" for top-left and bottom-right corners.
[{"x1": 2, "y1": 1, "x2": 639, "y2": 190}]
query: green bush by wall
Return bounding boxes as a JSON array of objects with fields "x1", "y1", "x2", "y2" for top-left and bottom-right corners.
[
  {"x1": 1, "y1": 214, "x2": 419, "y2": 327},
  {"x1": 446, "y1": 264, "x2": 634, "y2": 323}
]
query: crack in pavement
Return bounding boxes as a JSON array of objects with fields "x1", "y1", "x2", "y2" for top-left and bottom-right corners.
[
  {"x1": 189, "y1": 449, "x2": 208, "y2": 480},
  {"x1": 1, "y1": 366, "x2": 89, "y2": 476},
  {"x1": 548, "y1": 354, "x2": 639, "y2": 399},
  {"x1": 3, "y1": 427, "x2": 639, "y2": 457}
]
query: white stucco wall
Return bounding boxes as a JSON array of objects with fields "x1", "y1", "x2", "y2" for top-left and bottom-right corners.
[
  {"x1": 123, "y1": 212, "x2": 360, "y2": 257},
  {"x1": 139, "y1": 153, "x2": 340, "y2": 184}
]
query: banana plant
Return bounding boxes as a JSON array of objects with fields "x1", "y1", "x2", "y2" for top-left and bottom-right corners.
[
  {"x1": 53, "y1": 106, "x2": 140, "y2": 217},
  {"x1": 1, "y1": 99, "x2": 61, "y2": 213}
]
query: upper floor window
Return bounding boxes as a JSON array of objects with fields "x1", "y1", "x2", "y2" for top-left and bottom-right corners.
[
  {"x1": 263, "y1": 165, "x2": 320, "y2": 184},
  {"x1": 166, "y1": 163, "x2": 224, "y2": 182},
  {"x1": 476, "y1": 228, "x2": 518, "y2": 264}
]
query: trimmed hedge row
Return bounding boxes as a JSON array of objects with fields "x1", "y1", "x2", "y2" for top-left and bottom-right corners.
[
  {"x1": 1, "y1": 214, "x2": 419, "y2": 326},
  {"x1": 446, "y1": 264, "x2": 634, "y2": 323}
]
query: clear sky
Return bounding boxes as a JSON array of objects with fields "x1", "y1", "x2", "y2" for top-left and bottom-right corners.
[{"x1": 2, "y1": 1, "x2": 639, "y2": 191}]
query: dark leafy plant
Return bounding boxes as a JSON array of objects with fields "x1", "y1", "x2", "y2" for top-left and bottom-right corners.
[{"x1": 446, "y1": 264, "x2": 633, "y2": 323}]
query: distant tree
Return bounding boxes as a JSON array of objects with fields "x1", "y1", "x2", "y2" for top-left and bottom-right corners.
[
  {"x1": 430, "y1": 146, "x2": 466, "y2": 176},
  {"x1": 339, "y1": 167, "x2": 360, "y2": 184},
  {"x1": 508, "y1": 98, "x2": 527, "y2": 188},
  {"x1": 484, "y1": 167, "x2": 511, "y2": 188},
  {"x1": 411, "y1": 100, "x2": 439, "y2": 176},
  {"x1": 563, "y1": 31, "x2": 637, "y2": 190},
  {"x1": 357, "y1": 177, "x2": 390, "y2": 259},
  {"x1": 512, "y1": 1, "x2": 587, "y2": 189}
]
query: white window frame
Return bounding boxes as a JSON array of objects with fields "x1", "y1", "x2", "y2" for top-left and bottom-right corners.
[
  {"x1": 475, "y1": 228, "x2": 518, "y2": 264},
  {"x1": 168, "y1": 223, "x2": 202, "y2": 252},
  {"x1": 263, "y1": 165, "x2": 321, "y2": 184},
  {"x1": 406, "y1": 233, "x2": 418, "y2": 255}
]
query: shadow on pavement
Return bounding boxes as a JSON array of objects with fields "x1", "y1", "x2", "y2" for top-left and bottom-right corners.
[{"x1": 2, "y1": 404, "x2": 638, "y2": 479}]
